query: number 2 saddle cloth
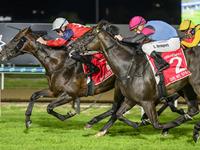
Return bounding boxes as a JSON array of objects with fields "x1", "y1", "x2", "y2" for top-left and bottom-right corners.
[{"x1": 147, "y1": 47, "x2": 191, "y2": 86}]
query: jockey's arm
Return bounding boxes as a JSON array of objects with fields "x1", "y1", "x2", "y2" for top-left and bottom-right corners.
[
  {"x1": 181, "y1": 30, "x2": 200, "y2": 48},
  {"x1": 46, "y1": 29, "x2": 74, "y2": 47},
  {"x1": 46, "y1": 38, "x2": 68, "y2": 47},
  {"x1": 122, "y1": 34, "x2": 147, "y2": 44}
]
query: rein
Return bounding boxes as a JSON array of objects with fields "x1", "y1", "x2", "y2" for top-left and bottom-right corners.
[{"x1": 95, "y1": 27, "x2": 117, "y2": 58}]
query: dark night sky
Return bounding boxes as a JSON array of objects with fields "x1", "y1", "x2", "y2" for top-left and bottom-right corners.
[{"x1": 0, "y1": 0, "x2": 181, "y2": 24}]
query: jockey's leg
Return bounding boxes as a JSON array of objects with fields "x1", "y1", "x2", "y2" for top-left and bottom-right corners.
[
  {"x1": 142, "y1": 37, "x2": 180, "y2": 73},
  {"x1": 150, "y1": 51, "x2": 169, "y2": 73},
  {"x1": 70, "y1": 51, "x2": 99, "y2": 74}
]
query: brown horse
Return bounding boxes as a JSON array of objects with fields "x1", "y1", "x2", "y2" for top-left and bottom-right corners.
[
  {"x1": 0, "y1": 26, "x2": 186, "y2": 131},
  {"x1": 0, "y1": 27, "x2": 119, "y2": 128},
  {"x1": 69, "y1": 22, "x2": 200, "y2": 139}
]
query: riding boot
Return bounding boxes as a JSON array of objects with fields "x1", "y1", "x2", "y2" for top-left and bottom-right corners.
[
  {"x1": 87, "y1": 63, "x2": 100, "y2": 75},
  {"x1": 71, "y1": 52, "x2": 100, "y2": 75},
  {"x1": 150, "y1": 51, "x2": 169, "y2": 74}
]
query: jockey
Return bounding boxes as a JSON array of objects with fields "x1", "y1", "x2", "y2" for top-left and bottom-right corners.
[
  {"x1": 36, "y1": 17, "x2": 99, "y2": 75},
  {"x1": 179, "y1": 19, "x2": 200, "y2": 48},
  {"x1": 115, "y1": 16, "x2": 180, "y2": 74}
]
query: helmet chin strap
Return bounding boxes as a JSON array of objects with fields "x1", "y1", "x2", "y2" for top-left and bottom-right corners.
[{"x1": 59, "y1": 20, "x2": 67, "y2": 32}]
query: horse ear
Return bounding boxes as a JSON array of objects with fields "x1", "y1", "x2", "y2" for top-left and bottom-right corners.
[
  {"x1": 106, "y1": 25, "x2": 119, "y2": 35},
  {"x1": 22, "y1": 26, "x2": 32, "y2": 34},
  {"x1": 27, "y1": 26, "x2": 32, "y2": 32},
  {"x1": 97, "y1": 20, "x2": 109, "y2": 29}
]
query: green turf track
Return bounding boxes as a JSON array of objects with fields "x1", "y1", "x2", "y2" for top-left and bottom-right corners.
[
  {"x1": 0, "y1": 103, "x2": 200, "y2": 150},
  {"x1": 182, "y1": 9, "x2": 200, "y2": 24}
]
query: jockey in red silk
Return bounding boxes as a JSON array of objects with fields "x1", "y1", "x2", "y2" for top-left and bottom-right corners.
[
  {"x1": 46, "y1": 22, "x2": 91, "y2": 47},
  {"x1": 37, "y1": 17, "x2": 99, "y2": 75}
]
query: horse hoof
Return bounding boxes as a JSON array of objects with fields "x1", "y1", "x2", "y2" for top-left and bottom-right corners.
[
  {"x1": 193, "y1": 133, "x2": 199, "y2": 143},
  {"x1": 179, "y1": 109, "x2": 185, "y2": 115},
  {"x1": 184, "y1": 113, "x2": 193, "y2": 120},
  {"x1": 162, "y1": 129, "x2": 169, "y2": 136},
  {"x1": 25, "y1": 120, "x2": 32, "y2": 129},
  {"x1": 95, "y1": 130, "x2": 107, "y2": 137},
  {"x1": 140, "y1": 119, "x2": 150, "y2": 126},
  {"x1": 67, "y1": 111, "x2": 77, "y2": 117},
  {"x1": 84, "y1": 124, "x2": 93, "y2": 130}
]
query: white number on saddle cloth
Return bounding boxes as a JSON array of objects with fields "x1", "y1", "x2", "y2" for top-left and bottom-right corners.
[
  {"x1": 147, "y1": 48, "x2": 191, "y2": 86},
  {"x1": 169, "y1": 57, "x2": 186, "y2": 74}
]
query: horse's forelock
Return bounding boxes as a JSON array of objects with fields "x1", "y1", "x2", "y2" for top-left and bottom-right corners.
[
  {"x1": 105, "y1": 25, "x2": 119, "y2": 36},
  {"x1": 97, "y1": 20, "x2": 110, "y2": 29}
]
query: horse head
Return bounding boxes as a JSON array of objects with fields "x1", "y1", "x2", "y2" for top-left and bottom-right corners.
[
  {"x1": 68, "y1": 20, "x2": 119, "y2": 55},
  {"x1": 0, "y1": 27, "x2": 46, "y2": 61},
  {"x1": 96, "y1": 20, "x2": 119, "y2": 36}
]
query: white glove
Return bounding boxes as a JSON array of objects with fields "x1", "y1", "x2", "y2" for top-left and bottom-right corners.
[
  {"x1": 114, "y1": 35, "x2": 123, "y2": 41},
  {"x1": 36, "y1": 37, "x2": 47, "y2": 45}
]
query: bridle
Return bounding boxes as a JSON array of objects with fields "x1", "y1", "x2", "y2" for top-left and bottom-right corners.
[
  {"x1": 13, "y1": 33, "x2": 50, "y2": 62},
  {"x1": 14, "y1": 36, "x2": 27, "y2": 51},
  {"x1": 92, "y1": 26, "x2": 117, "y2": 57}
]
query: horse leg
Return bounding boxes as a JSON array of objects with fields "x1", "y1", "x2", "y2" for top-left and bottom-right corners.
[
  {"x1": 140, "y1": 93, "x2": 183, "y2": 126},
  {"x1": 47, "y1": 93, "x2": 76, "y2": 121},
  {"x1": 96, "y1": 99, "x2": 137, "y2": 137},
  {"x1": 141, "y1": 101, "x2": 163, "y2": 129},
  {"x1": 75, "y1": 97, "x2": 81, "y2": 114},
  {"x1": 166, "y1": 94, "x2": 185, "y2": 115},
  {"x1": 25, "y1": 89, "x2": 53, "y2": 128},
  {"x1": 116, "y1": 101, "x2": 138, "y2": 128},
  {"x1": 193, "y1": 121, "x2": 200, "y2": 143},
  {"x1": 85, "y1": 83, "x2": 124, "y2": 128},
  {"x1": 162, "y1": 84, "x2": 199, "y2": 134},
  {"x1": 142, "y1": 99, "x2": 191, "y2": 133},
  {"x1": 155, "y1": 92, "x2": 184, "y2": 116},
  {"x1": 183, "y1": 84, "x2": 199, "y2": 116},
  {"x1": 71, "y1": 97, "x2": 80, "y2": 114}
]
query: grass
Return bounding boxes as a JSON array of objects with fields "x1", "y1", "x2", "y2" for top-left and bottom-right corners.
[
  {"x1": 182, "y1": 9, "x2": 200, "y2": 24},
  {"x1": 0, "y1": 103, "x2": 200, "y2": 150},
  {"x1": 4, "y1": 75, "x2": 48, "y2": 89},
  {"x1": 4, "y1": 78, "x2": 48, "y2": 89}
]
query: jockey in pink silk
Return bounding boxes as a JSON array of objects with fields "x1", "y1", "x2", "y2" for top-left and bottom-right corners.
[{"x1": 115, "y1": 16, "x2": 180, "y2": 74}]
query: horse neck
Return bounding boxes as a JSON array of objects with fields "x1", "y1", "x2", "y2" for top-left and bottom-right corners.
[
  {"x1": 98, "y1": 32, "x2": 136, "y2": 79},
  {"x1": 31, "y1": 44, "x2": 66, "y2": 74}
]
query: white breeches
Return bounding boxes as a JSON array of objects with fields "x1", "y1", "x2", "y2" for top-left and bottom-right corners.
[{"x1": 141, "y1": 37, "x2": 180, "y2": 55}]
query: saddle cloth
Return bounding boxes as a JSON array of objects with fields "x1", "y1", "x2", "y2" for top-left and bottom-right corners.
[
  {"x1": 83, "y1": 53, "x2": 114, "y2": 85},
  {"x1": 147, "y1": 48, "x2": 191, "y2": 86}
]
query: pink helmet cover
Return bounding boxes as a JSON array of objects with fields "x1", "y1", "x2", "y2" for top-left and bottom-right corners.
[{"x1": 129, "y1": 16, "x2": 146, "y2": 31}]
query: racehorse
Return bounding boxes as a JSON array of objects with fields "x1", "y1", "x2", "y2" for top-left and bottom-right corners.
[
  {"x1": 0, "y1": 27, "x2": 180, "y2": 130},
  {"x1": 0, "y1": 27, "x2": 118, "y2": 128},
  {"x1": 68, "y1": 21, "x2": 200, "y2": 140},
  {"x1": 1, "y1": 26, "x2": 198, "y2": 141}
]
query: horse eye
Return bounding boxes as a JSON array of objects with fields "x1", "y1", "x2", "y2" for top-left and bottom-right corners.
[{"x1": 13, "y1": 38, "x2": 19, "y2": 42}]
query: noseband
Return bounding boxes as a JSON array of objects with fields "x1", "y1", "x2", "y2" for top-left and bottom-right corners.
[{"x1": 14, "y1": 36, "x2": 27, "y2": 51}]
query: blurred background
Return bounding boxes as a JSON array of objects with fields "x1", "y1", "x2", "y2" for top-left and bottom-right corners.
[{"x1": 0, "y1": 0, "x2": 183, "y2": 24}]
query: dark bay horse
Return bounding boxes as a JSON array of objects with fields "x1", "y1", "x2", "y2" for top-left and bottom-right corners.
[
  {"x1": 69, "y1": 23, "x2": 200, "y2": 139},
  {"x1": 0, "y1": 26, "x2": 185, "y2": 132},
  {"x1": 0, "y1": 27, "x2": 119, "y2": 128}
]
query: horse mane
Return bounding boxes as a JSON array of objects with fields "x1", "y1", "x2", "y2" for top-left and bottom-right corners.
[
  {"x1": 67, "y1": 20, "x2": 142, "y2": 56},
  {"x1": 97, "y1": 20, "x2": 120, "y2": 36}
]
